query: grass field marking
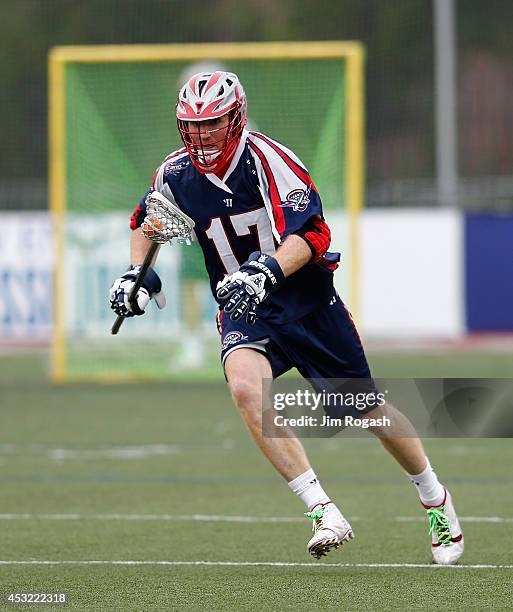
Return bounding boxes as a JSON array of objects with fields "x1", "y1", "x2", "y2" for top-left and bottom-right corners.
[
  {"x1": 47, "y1": 445, "x2": 181, "y2": 461},
  {"x1": 99, "y1": 514, "x2": 306, "y2": 523},
  {"x1": 0, "y1": 444, "x2": 182, "y2": 460},
  {"x1": 397, "y1": 516, "x2": 513, "y2": 524},
  {"x1": 0, "y1": 560, "x2": 512, "y2": 570},
  {"x1": 0, "y1": 513, "x2": 305, "y2": 523},
  {"x1": 0, "y1": 513, "x2": 512, "y2": 524},
  {"x1": 0, "y1": 514, "x2": 83, "y2": 520}
]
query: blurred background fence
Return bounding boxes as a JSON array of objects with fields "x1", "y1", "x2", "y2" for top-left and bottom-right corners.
[
  {"x1": 1, "y1": 0, "x2": 512, "y2": 212},
  {"x1": 1, "y1": 0, "x2": 512, "y2": 359}
]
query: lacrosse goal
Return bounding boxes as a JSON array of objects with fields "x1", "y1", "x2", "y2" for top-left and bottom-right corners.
[{"x1": 48, "y1": 41, "x2": 364, "y2": 382}]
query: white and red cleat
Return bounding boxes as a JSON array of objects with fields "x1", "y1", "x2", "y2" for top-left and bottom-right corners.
[
  {"x1": 305, "y1": 501, "x2": 354, "y2": 559},
  {"x1": 423, "y1": 488, "x2": 464, "y2": 565}
]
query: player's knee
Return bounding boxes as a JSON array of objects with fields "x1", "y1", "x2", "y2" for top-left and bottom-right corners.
[
  {"x1": 367, "y1": 403, "x2": 417, "y2": 438},
  {"x1": 364, "y1": 403, "x2": 392, "y2": 436},
  {"x1": 228, "y1": 376, "x2": 261, "y2": 413}
]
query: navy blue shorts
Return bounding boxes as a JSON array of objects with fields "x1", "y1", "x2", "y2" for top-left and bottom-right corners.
[{"x1": 219, "y1": 289, "x2": 376, "y2": 417}]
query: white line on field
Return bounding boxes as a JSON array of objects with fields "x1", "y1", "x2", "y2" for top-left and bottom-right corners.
[
  {"x1": 396, "y1": 516, "x2": 513, "y2": 523},
  {"x1": 0, "y1": 560, "x2": 511, "y2": 569},
  {"x1": 0, "y1": 513, "x2": 512, "y2": 524},
  {"x1": 48, "y1": 445, "x2": 181, "y2": 461},
  {"x1": 0, "y1": 513, "x2": 305, "y2": 523},
  {"x1": 0, "y1": 444, "x2": 182, "y2": 461}
]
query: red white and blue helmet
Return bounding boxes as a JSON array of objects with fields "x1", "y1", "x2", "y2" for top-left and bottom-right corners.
[{"x1": 176, "y1": 71, "x2": 247, "y2": 174}]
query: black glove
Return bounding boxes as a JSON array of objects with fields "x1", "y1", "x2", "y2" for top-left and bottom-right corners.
[{"x1": 216, "y1": 252, "x2": 285, "y2": 325}]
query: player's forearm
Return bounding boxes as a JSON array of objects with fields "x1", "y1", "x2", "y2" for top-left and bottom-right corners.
[
  {"x1": 130, "y1": 227, "x2": 160, "y2": 266},
  {"x1": 273, "y1": 234, "x2": 312, "y2": 277}
]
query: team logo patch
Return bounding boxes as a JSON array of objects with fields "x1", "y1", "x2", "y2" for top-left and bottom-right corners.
[
  {"x1": 222, "y1": 331, "x2": 249, "y2": 350},
  {"x1": 281, "y1": 188, "x2": 310, "y2": 212},
  {"x1": 164, "y1": 160, "x2": 188, "y2": 175}
]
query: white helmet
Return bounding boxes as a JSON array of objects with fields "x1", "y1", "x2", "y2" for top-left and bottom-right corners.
[{"x1": 176, "y1": 71, "x2": 247, "y2": 173}]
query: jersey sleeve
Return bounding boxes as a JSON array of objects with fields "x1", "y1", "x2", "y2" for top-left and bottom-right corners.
[{"x1": 248, "y1": 132, "x2": 323, "y2": 242}]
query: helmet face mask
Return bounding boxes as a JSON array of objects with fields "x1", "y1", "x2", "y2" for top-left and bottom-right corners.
[{"x1": 176, "y1": 71, "x2": 247, "y2": 174}]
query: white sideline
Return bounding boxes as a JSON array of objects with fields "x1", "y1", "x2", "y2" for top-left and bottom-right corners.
[
  {"x1": 0, "y1": 444, "x2": 181, "y2": 460},
  {"x1": 0, "y1": 513, "x2": 305, "y2": 523},
  {"x1": 0, "y1": 560, "x2": 512, "y2": 569},
  {"x1": 0, "y1": 513, "x2": 512, "y2": 524},
  {"x1": 396, "y1": 516, "x2": 513, "y2": 523}
]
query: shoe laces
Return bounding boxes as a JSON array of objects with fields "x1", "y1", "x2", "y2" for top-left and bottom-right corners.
[
  {"x1": 304, "y1": 505, "x2": 326, "y2": 533},
  {"x1": 427, "y1": 506, "x2": 452, "y2": 546}
]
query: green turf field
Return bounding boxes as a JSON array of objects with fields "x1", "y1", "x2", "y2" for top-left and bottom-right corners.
[{"x1": 0, "y1": 350, "x2": 512, "y2": 611}]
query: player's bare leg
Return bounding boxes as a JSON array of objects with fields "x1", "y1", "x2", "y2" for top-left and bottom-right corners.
[
  {"x1": 368, "y1": 403, "x2": 427, "y2": 473},
  {"x1": 368, "y1": 403, "x2": 464, "y2": 564},
  {"x1": 225, "y1": 348, "x2": 311, "y2": 480},
  {"x1": 224, "y1": 347, "x2": 353, "y2": 557}
]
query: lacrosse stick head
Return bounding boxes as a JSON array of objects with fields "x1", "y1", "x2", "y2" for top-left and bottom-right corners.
[{"x1": 141, "y1": 191, "x2": 195, "y2": 245}]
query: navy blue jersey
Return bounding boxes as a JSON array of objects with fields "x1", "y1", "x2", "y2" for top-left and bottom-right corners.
[{"x1": 138, "y1": 130, "x2": 340, "y2": 324}]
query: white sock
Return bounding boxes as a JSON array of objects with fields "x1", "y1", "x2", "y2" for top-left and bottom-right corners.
[
  {"x1": 407, "y1": 458, "x2": 445, "y2": 507},
  {"x1": 288, "y1": 468, "x2": 330, "y2": 511}
]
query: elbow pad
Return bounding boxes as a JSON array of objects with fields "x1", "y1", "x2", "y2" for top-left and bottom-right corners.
[
  {"x1": 294, "y1": 216, "x2": 331, "y2": 262},
  {"x1": 130, "y1": 202, "x2": 147, "y2": 230}
]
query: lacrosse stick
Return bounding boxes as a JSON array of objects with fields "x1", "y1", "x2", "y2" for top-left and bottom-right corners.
[{"x1": 111, "y1": 190, "x2": 195, "y2": 335}]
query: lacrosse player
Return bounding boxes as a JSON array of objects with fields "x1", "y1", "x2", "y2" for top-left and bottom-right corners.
[{"x1": 109, "y1": 71, "x2": 463, "y2": 563}]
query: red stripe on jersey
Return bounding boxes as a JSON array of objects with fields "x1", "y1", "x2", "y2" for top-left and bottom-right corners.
[
  {"x1": 251, "y1": 132, "x2": 318, "y2": 193},
  {"x1": 151, "y1": 168, "x2": 159, "y2": 189},
  {"x1": 249, "y1": 141, "x2": 286, "y2": 236},
  {"x1": 162, "y1": 148, "x2": 187, "y2": 163}
]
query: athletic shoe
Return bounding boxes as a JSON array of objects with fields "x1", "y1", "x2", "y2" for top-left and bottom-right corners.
[
  {"x1": 423, "y1": 488, "x2": 464, "y2": 565},
  {"x1": 305, "y1": 501, "x2": 354, "y2": 559}
]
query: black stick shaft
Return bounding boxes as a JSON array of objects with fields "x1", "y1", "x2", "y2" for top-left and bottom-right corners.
[{"x1": 111, "y1": 241, "x2": 159, "y2": 335}]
